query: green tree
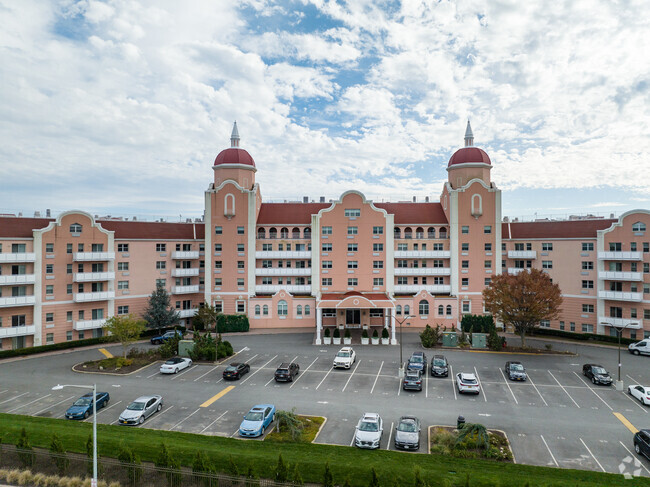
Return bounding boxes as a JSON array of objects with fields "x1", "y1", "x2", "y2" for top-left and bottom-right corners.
[
  {"x1": 275, "y1": 453, "x2": 288, "y2": 482},
  {"x1": 16, "y1": 427, "x2": 33, "y2": 468},
  {"x1": 322, "y1": 462, "x2": 333, "y2": 487},
  {"x1": 49, "y1": 433, "x2": 69, "y2": 475},
  {"x1": 275, "y1": 408, "x2": 304, "y2": 440},
  {"x1": 482, "y1": 268, "x2": 562, "y2": 347},
  {"x1": 455, "y1": 423, "x2": 490, "y2": 450},
  {"x1": 419, "y1": 324, "x2": 441, "y2": 348},
  {"x1": 368, "y1": 467, "x2": 380, "y2": 487},
  {"x1": 291, "y1": 464, "x2": 304, "y2": 485},
  {"x1": 143, "y1": 282, "x2": 180, "y2": 333},
  {"x1": 103, "y1": 314, "x2": 146, "y2": 358},
  {"x1": 193, "y1": 303, "x2": 220, "y2": 332},
  {"x1": 118, "y1": 443, "x2": 142, "y2": 484}
]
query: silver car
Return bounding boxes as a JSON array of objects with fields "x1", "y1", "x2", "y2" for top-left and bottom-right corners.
[
  {"x1": 354, "y1": 412, "x2": 383, "y2": 449},
  {"x1": 118, "y1": 395, "x2": 163, "y2": 425},
  {"x1": 394, "y1": 416, "x2": 421, "y2": 450}
]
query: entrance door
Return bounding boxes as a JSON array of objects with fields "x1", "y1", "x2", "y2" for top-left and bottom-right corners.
[{"x1": 345, "y1": 309, "x2": 361, "y2": 327}]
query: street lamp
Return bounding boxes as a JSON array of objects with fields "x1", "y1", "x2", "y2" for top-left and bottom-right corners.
[
  {"x1": 396, "y1": 315, "x2": 413, "y2": 378},
  {"x1": 53, "y1": 383, "x2": 98, "y2": 487},
  {"x1": 600, "y1": 321, "x2": 637, "y2": 391}
]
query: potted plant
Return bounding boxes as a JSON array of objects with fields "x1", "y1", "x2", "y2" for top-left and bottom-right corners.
[
  {"x1": 323, "y1": 327, "x2": 332, "y2": 345},
  {"x1": 381, "y1": 327, "x2": 390, "y2": 345},
  {"x1": 333, "y1": 327, "x2": 342, "y2": 345},
  {"x1": 371, "y1": 329, "x2": 380, "y2": 345},
  {"x1": 361, "y1": 329, "x2": 370, "y2": 345},
  {"x1": 343, "y1": 328, "x2": 352, "y2": 345}
]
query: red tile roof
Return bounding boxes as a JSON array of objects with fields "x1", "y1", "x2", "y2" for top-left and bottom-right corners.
[
  {"x1": 503, "y1": 219, "x2": 616, "y2": 239},
  {"x1": 0, "y1": 217, "x2": 53, "y2": 238},
  {"x1": 214, "y1": 148, "x2": 255, "y2": 167},
  {"x1": 374, "y1": 203, "x2": 448, "y2": 224},
  {"x1": 448, "y1": 147, "x2": 491, "y2": 166},
  {"x1": 257, "y1": 203, "x2": 330, "y2": 224}
]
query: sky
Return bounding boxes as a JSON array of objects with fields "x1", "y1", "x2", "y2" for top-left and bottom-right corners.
[{"x1": 1, "y1": 0, "x2": 649, "y2": 222}]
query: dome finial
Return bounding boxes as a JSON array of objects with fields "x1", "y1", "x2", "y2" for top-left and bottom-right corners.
[
  {"x1": 230, "y1": 121, "x2": 240, "y2": 148},
  {"x1": 464, "y1": 120, "x2": 474, "y2": 147}
]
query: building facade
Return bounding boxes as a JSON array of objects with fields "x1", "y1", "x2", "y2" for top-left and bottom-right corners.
[{"x1": 1, "y1": 122, "x2": 649, "y2": 349}]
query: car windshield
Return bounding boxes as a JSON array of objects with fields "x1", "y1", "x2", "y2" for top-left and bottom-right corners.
[
  {"x1": 337, "y1": 352, "x2": 350, "y2": 358},
  {"x1": 511, "y1": 364, "x2": 524, "y2": 371},
  {"x1": 592, "y1": 367, "x2": 607, "y2": 375},
  {"x1": 73, "y1": 398, "x2": 91, "y2": 406},
  {"x1": 410, "y1": 356, "x2": 423, "y2": 363},
  {"x1": 433, "y1": 359, "x2": 446, "y2": 366},
  {"x1": 359, "y1": 421, "x2": 378, "y2": 432},
  {"x1": 164, "y1": 359, "x2": 177, "y2": 365},
  {"x1": 245, "y1": 412, "x2": 263, "y2": 421},
  {"x1": 397, "y1": 421, "x2": 417, "y2": 433},
  {"x1": 225, "y1": 366, "x2": 237, "y2": 371},
  {"x1": 127, "y1": 401, "x2": 146, "y2": 411},
  {"x1": 406, "y1": 373, "x2": 419, "y2": 379},
  {"x1": 461, "y1": 377, "x2": 477, "y2": 384}
]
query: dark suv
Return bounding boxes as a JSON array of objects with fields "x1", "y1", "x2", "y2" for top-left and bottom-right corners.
[
  {"x1": 582, "y1": 364, "x2": 612, "y2": 386},
  {"x1": 430, "y1": 355, "x2": 449, "y2": 377},
  {"x1": 505, "y1": 361, "x2": 527, "y2": 381},
  {"x1": 274, "y1": 362, "x2": 299, "y2": 382},
  {"x1": 634, "y1": 429, "x2": 650, "y2": 460},
  {"x1": 407, "y1": 352, "x2": 427, "y2": 374}
]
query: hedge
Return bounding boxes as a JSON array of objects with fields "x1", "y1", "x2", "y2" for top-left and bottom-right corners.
[
  {"x1": 531, "y1": 327, "x2": 637, "y2": 345},
  {"x1": 460, "y1": 314, "x2": 495, "y2": 333},
  {"x1": 216, "y1": 314, "x2": 250, "y2": 333}
]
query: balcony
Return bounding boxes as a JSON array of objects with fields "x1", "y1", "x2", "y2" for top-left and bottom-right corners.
[
  {"x1": 508, "y1": 268, "x2": 527, "y2": 275},
  {"x1": 255, "y1": 268, "x2": 312, "y2": 276},
  {"x1": 394, "y1": 285, "x2": 451, "y2": 294},
  {"x1": 172, "y1": 251, "x2": 200, "y2": 259},
  {"x1": 255, "y1": 285, "x2": 312, "y2": 294},
  {"x1": 598, "y1": 271, "x2": 643, "y2": 281},
  {"x1": 255, "y1": 251, "x2": 311, "y2": 259},
  {"x1": 73, "y1": 319, "x2": 106, "y2": 331},
  {"x1": 0, "y1": 325, "x2": 36, "y2": 338},
  {"x1": 172, "y1": 285, "x2": 200, "y2": 294},
  {"x1": 0, "y1": 253, "x2": 35, "y2": 263},
  {"x1": 0, "y1": 295, "x2": 36, "y2": 308},
  {"x1": 394, "y1": 251, "x2": 451, "y2": 258},
  {"x1": 597, "y1": 317, "x2": 642, "y2": 329},
  {"x1": 0, "y1": 274, "x2": 36, "y2": 285},
  {"x1": 74, "y1": 291, "x2": 115, "y2": 303},
  {"x1": 74, "y1": 272, "x2": 115, "y2": 282},
  {"x1": 394, "y1": 267, "x2": 451, "y2": 276},
  {"x1": 598, "y1": 290, "x2": 643, "y2": 302},
  {"x1": 508, "y1": 250, "x2": 537, "y2": 259},
  {"x1": 598, "y1": 251, "x2": 642, "y2": 261},
  {"x1": 73, "y1": 252, "x2": 115, "y2": 262},
  {"x1": 178, "y1": 308, "x2": 198, "y2": 318},
  {"x1": 171, "y1": 268, "x2": 200, "y2": 277}
]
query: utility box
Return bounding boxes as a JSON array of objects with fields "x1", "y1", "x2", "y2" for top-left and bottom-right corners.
[
  {"x1": 472, "y1": 333, "x2": 487, "y2": 349},
  {"x1": 178, "y1": 340, "x2": 194, "y2": 358},
  {"x1": 442, "y1": 332, "x2": 458, "y2": 347}
]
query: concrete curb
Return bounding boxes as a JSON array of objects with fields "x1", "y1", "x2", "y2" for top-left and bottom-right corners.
[{"x1": 72, "y1": 360, "x2": 163, "y2": 376}]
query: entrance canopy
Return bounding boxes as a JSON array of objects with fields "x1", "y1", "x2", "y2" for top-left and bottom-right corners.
[{"x1": 318, "y1": 291, "x2": 394, "y2": 309}]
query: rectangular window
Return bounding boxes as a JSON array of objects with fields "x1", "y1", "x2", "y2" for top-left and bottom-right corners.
[
  {"x1": 45, "y1": 243, "x2": 54, "y2": 253},
  {"x1": 156, "y1": 261, "x2": 166, "y2": 269},
  {"x1": 322, "y1": 278, "x2": 332, "y2": 286},
  {"x1": 118, "y1": 281, "x2": 129, "y2": 290},
  {"x1": 214, "y1": 261, "x2": 222, "y2": 269},
  {"x1": 322, "y1": 261, "x2": 332, "y2": 269},
  {"x1": 117, "y1": 262, "x2": 129, "y2": 271},
  {"x1": 66, "y1": 284, "x2": 72, "y2": 294},
  {"x1": 461, "y1": 277, "x2": 469, "y2": 286},
  {"x1": 46, "y1": 313, "x2": 54, "y2": 322},
  {"x1": 46, "y1": 264, "x2": 53, "y2": 274},
  {"x1": 582, "y1": 242, "x2": 594, "y2": 251},
  {"x1": 117, "y1": 244, "x2": 129, "y2": 252},
  {"x1": 484, "y1": 278, "x2": 492, "y2": 286},
  {"x1": 156, "y1": 279, "x2": 166, "y2": 287},
  {"x1": 542, "y1": 243, "x2": 553, "y2": 251},
  {"x1": 347, "y1": 243, "x2": 358, "y2": 252},
  {"x1": 582, "y1": 261, "x2": 594, "y2": 270},
  {"x1": 345, "y1": 209, "x2": 361, "y2": 217},
  {"x1": 397, "y1": 277, "x2": 408, "y2": 285},
  {"x1": 582, "y1": 280, "x2": 594, "y2": 289},
  {"x1": 261, "y1": 277, "x2": 272, "y2": 285},
  {"x1": 46, "y1": 333, "x2": 54, "y2": 344},
  {"x1": 117, "y1": 306, "x2": 129, "y2": 315},
  {"x1": 12, "y1": 315, "x2": 26, "y2": 326},
  {"x1": 214, "y1": 226, "x2": 223, "y2": 235},
  {"x1": 643, "y1": 309, "x2": 650, "y2": 319},
  {"x1": 582, "y1": 304, "x2": 594, "y2": 313},
  {"x1": 156, "y1": 243, "x2": 166, "y2": 252},
  {"x1": 373, "y1": 278, "x2": 384, "y2": 286},
  {"x1": 461, "y1": 301, "x2": 470, "y2": 313},
  {"x1": 372, "y1": 243, "x2": 383, "y2": 252},
  {"x1": 347, "y1": 261, "x2": 358, "y2": 269},
  {"x1": 461, "y1": 260, "x2": 469, "y2": 269},
  {"x1": 237, "y1": 261, "x2": 245, "y2": 269},
  {"x1": 609, "y1": 242, "x2": 622, "y2": 251},
  {"x1": 237, "y1": 244, "x2": 245, "y2": 252},
  {"x1": 237, "y1": 278, "x2": 244, "y2": 286},
  {"x1": 372, "y1": 226, "x2": 384, "y2": 235},
  {"x1": 236, "y1": 301, "x2": 246, "y2": 313},
  {"x1": 542, "y1": 261, "x2": 553, "y2": 269},
  {"x1": 214, "y1": 278, "x2": 222, "y2": 286},
  {"x1": 347, "y1": 278, "x2": 358, "y2": 286},
  {"x1": 66, "y1": 243, "x2": 72, "y2": 254},
  {"x1": 260, "y1": 243, "x2": 270, "y2": 251},
  {"x1": 322, "y1": 243, "x2": 332, "y2": 252},
  {"x1": 213, "y1": 244, "x2": 222, "y2": 252},
  {"x1": 91, "y1": 244, "x2": 104, "y2": 252},
  {"x1": 484, "y1": 225, "x2": 492, "y2": 234},
  {"x1": 581, "y1": 324, "x2": 594, "y2": 333},
  {"x1": 237, "y1": 226, "x2": 245, "y2": 235},
  {"x1": 631, "y1": 242, "x2": 637, "y2": 251},
  {"x1": 373, "y1": 261, "x2": 384, "y2": 269},
  {"x1": 322, "y1": 226, "x2": 332, "y2": 235},
  {"x1": 347, "y1": 226, "x2": 358, "y2": 235},
  {"x1": 46, "y1": 285, "x2": 54, "y2": 295},
  {"x1": 644, "y1": 242, "x2": 649, "y2": 252},
  {"x1": 484, "y1": 243, "x2": 492, "y2": 251},
  {"x1": 66, "y1": 311, "x2": 72, "y2": 322},
  {"x1": 461, "y1": 243, "x2": 469, "y2": 251},
  {"x1": 461, "y1": 226, "x2": 469, "y2": 234},
  {"x1": 540, "y1": 320, "x2": 550, "y2": 328},
  {"x1": 484, "y1": 260, "x2": 492, "y2": 268}
]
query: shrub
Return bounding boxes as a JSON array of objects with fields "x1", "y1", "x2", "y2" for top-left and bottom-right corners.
[
  {"x1": 361, "y1": 329, "x2": 369, "y2": 338},
  {"x1": 16, "y1": 428, "x2": 34, "y2": 468},
  {"x1": 419, "y1": 324, "x2": 441, "y2": 348},
  {"x1": 372, "y1": 329, "x2": 379, "y2": 338},
  {"x1": 227, "y1": 455, "x2": 238, "y2": 476},
  {"x1": 322, "y1": 462, "x2": 333, "y2": 487},
  {"x1": 487, "y1": 327, "x2": 502, "y2": 351},
  {"x1": 291, "y1": 464, "x2": 304, "y2": 485},
  {"x1": 275, "y1": 408, "x2": 304, "y2": 440},
  {"x1": 324, "y1": 328, "x2": 331, "y2": 337},
  {"x1": 117, "y1": 443, "x2": 142, "y2": 484},
  {"x1": 344, "y1": 328, "x2": 351, "y2": 338},
  {"x1": 381, "y1": 328, "x2": 389, "y2": 339},
  {"x1": 115, "y1": 357, "x2": 133, "y2": 368},
  {"x1": 461, "y1": 314, "x2": 495, "y2": 333},
  {"x1": 49, "y1": 434, "x2": 69, "y2": 476},
  {"x1": 333, "y1": 328, "x2": 340, "y2": 338},
  {"x1": 189, "y1": 332, "x2": 217, "y2": 361},
  {"x1": 216, "y1": 314, "x2": 250, "y2": 333},
  {"x1": 274, "y1": 454, "x2": 288, "y2": 482},
  {"x1": 368, "y1": 467, "x2": 380, "y2": 487}
]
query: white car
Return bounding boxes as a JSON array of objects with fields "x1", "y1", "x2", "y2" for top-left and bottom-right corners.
[
  {"x1": 160, "y1": 357, "x2": 192, "y2": 374},
  {"x1": 628, "y1": 340, "x2": 650, "y2": 356},
  {"x1": 628, "y1": 385, "x2": 650, "y2": 405},
  {"x1": 333, "y1": 347, "x2": 356, "y2": 369},
  {"x1": 456, "y1": 372, "x2": 480, "y2": 394},
  {"x1": 354, "y1": 412, "x2": 383, "y2": 449}
]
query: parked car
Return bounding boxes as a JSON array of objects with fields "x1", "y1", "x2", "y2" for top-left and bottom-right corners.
[
  {"x1": 150, "y1": 330, "x2": 183, "y2": 345},
  {"x1": 160, "y1": 357, "x2": 192, "y2": 374},
  {"x1": 394, "y1": 416, "x2": 421, "y2": 450},
  {"x1": 118, "y1": 395, "x2": 163, "y2": 425},
  {"x1": 456, "y1": 372, "x2": 480, "y2": 394},
  {"x1": 274, "y1": 362, "x2": 299, "y2": 382},
  {"x1": 223, "y1": 362, "x2": 250, "y2": 380},
  {"x1": 628, "y1": 385, "x2": 650, "y2": 405},
  {"x1": 333, "y1": 347, "x2": 356, "y2": 369},
  {"x1": 354, "y1": 412, "x2": 383, "y2": 449},
  {"x1": 505, "y1": 361, "x2": 527, "y2": 381},
  {"x1": 634, "y1": 429, "x2": 650, "y2": 460},
  {"x1": 65, "y1": 392, "x2": 110, "y2": 420},
  {"x1": 406, "y1": 351, "x2": 427, "y2": 374},
  {"x1": 582, "y1": 364, "x2": 613, "y2": 385},
  {"x1": 239, "y1": 404, "x2": 275, "y2": 437},
  {"x1": 402, "y1": 369, "x2": 423, "y2": 391},
  {"x1": 430, "y1": 355, "x2": 449, "y2": 377},
  {"x1": 629, "y1": 340, "x2": 650, "y2": 356}
]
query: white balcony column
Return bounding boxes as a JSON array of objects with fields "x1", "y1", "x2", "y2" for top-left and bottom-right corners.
[
  {"x1": 390, "y1": 309, "x2": 397, "y2": 344},
  {"x1": 315, "y1": 308, "x2": 323, "y2": 345}
]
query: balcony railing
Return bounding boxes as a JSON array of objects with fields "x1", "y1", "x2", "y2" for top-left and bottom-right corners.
[
  {"x1": 255, "y1": 268, "x2": 312, "y2": 276},
  {"x1": 394, "y1": 267, "x2": 451, "y2": 276},
  {"x1": 598, "y1": 271, "x2": 643, "y2": 281},
  {"x1": 73, "y1": 319, "x2": 106, "y2": 331},
  {"x1": 508, "y1": 268, "x2": 527, "y2": 275},
  {"x1": 598, "y1": 290, "x2": 643, "y2": 302},
  {"x1": 74, "y1": 272, "x2": 115, "y2": 282},
  {"x1": 73, "y1": 291, "x2": 115, "y2": 303},
  {"x1": 255, "y1": 285, "x2": 312, "y2": 294},
  {"x1": 0, "y1": 295, "x2": 36, "y2": 307},
  {"x1": 172, "y1": 285, "x2": 200, "y2": 294},
  {"x1": 0, "y1": 253, "x2": 36, "y2": 263},
  {"x1": 508, "y1": 250, "x2": 537, "y2": 259},
  {"x1": 597, "y1": 317, "x2": 642, "y2": 329},
  {"x1": 597, "y1": 251, "x2": 642, "y2": 261},
  {"x1": 178, "y1": 308, "x2": 198, "y2": 318},
  {"x1": 255, "y1": 251, "x2": 311, "y2": 259},
  {"x1": 0, "y1": 324, "x2": 35, "y2": 338},
  {"x1": 393, "y1": 285, "x2": 451, "y2": 294},
  {"x1": 171, "y1": 268, "x2": 200, "y2": 277},
  {"x1": 73, "y1": 252, "x2": 115, "y2": 262},
  {"x1": 394, "y1": 251, "x2": 451, "y2": 258},
  {"x1": 172, "y1": 251, "x2": 200, "y2": 259},
  {"x1": 0, "y1": 274, "x2": 36, "y2": 285}
]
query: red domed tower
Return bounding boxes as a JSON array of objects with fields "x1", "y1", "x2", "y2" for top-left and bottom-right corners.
[
  {"x1": 213, "y1": 122, "x2": 257, "y2": 189},
  {"x1": 447, "y1": 121, "x2": 492, "y2": 189}
]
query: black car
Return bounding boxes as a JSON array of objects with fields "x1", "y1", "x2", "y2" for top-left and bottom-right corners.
[
  {"x1": 402, "y1": 369, "x2": 423, "y2": 391},
  {"x1": 505, "y1": 361, "x2": 527, "y2": 381},
  {"x1": 430, "y1": 355, "x2": 449, "y2": 377},
  {"x1": 407, "y1": 352, "x2": 427, "y2": 374},
  {"x1": 634, "y1": 429, "x2": 650, "y2": 460},
  {"x1": 582, "y1": 364, "x2": 612, "y2": 385},
  {"x1": 274, "y1": 362, "x2": 299, "y2": 382},
  {"x1": 223, "y1": 362, "x2": 250, "y2": 380}
]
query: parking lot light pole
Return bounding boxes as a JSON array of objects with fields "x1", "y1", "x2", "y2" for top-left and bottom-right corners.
[
  {"x1": 53, "y1": 383, "x2": 97, "y2": 486},
  {"x1": 600, "y1": 321, "x2": 636, "y2": 391},
  {"x1": 396, "y1": 315, "x2": 413, "y2": 378}
]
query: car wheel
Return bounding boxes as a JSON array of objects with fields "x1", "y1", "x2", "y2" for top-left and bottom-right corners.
[
  {"x1": 592, "y1": 377, "x2": 596, "y2": 384},
  {"x1": 84, "y1": 411, "x2": 89, "y2": 419},
  {"x1": 157, "y1": 403, "x2": 162, "y2": 412},
  {"x1": 174, "y1": 367, "x2": 179, "y2": 374},
  {"x1": 634, "y1": 350, "x2": 640, "y2": 355},
  {"x1": 139, "y1": 416, "x2": 144, "y2": 424},
  {"x1": 635, "y1": 443, "x2": 641, "y2": 454},
  {"x1": 103, "y1": 399, "x2": 108, "y2": 408}
]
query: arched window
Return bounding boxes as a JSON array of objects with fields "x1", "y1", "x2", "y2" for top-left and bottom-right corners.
[
  {"x1": 404, "y1": 305, "x2": 410, "y2": 316},
  {"x1": 416, "y1": 227, "x2": 424, "y2": 239},
  {"x1": 224, "y1": 193, "x2": 235, "y2": 217},
  {"x1": 428, "y1": 227, "x2": 436, "y2": 239},
  {"x1": 438, "y1": 305, "x2": 444, "y2": 315},
  {"x1": 396, "y1": 305, "x2": 402, "y2": 315},
  {"x1": 305, "y1": 305, "x2": 311, "y2": 316},
  {"x1": 439, "y1": 228, "x2": 447, "y2": 239},
  {"x1": 297, "y1": 305, "x2": 302, "y2": 316},
  {"x1": 269, "y1": 228, "x2": 277, "y2": 239},
  {"x1": 446, "y1": 305, "x2": 452, "y2": 316},
  {"x1": 304, "y1": 227, "x2": 311, "y2": 239},
  {"x1": 280, "y1": 227, "x2": 289, "y2": 239},
  {"x1": 394, "y1": 227, "x2": 401, "y2": 239},
  {"x1": 70, "y1": 223, "x2": 82, "y2": 234},
  {"x1": 263, "y1": 305, "x2": 269, "y2": 316},
  {"x1": 255, "y1": 305, "x2": 261, "y2": 316},
  {"x1": 404, "y1": 228, "x2": 413, "y2": 239},
  {"x1": 471, "y1": 194, "x2": 483, "y2": 217},
  {"x1": 257, "y1": 228, "x2": 266, "y2": 239},
  {"x1": 278, "y1": 300, "x2": 288, "y2": 316},
  {"x1": 632, "y1": 222, "x2": 646, "y2": 232},
  {"x1": 419, "y1": 300, "x2": 429, "y2": 316},
  {"x1": 292, "y1": 227, "x2": 301, "y2": 239}
]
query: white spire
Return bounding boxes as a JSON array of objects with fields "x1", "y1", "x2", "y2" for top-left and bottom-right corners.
[
  {"x1": 464, "y1": 120, "x2": 474, "y2": 147},
  {"x1": 230, "y1": 121, "x2": 240, "y2": 148}
]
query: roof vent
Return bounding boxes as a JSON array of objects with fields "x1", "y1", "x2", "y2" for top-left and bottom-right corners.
[
  {"x1": 425, "y1": 196, "x2": 429, "y2": 202},
  {"x1": 34, "y1": 211, "x2": 40, "y2": 217},
  {"x1": 319, "y1": 196, "x2": 325, "y2": 203},
  {"x1": 303, "y1": 196, "x2": 309, "y2": 203}
]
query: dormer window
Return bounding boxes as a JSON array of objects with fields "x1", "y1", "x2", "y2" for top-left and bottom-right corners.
[{"x1": 70, "y1": 223, "x2": 82, "y2": 234}]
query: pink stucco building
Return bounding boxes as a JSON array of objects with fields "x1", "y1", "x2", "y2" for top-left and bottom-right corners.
[{"x1": 1, "y1": 122, "x2": 649, "y2": 349}]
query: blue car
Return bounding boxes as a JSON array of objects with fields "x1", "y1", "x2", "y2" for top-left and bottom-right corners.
[
  {"x1": 65, "y1": 392, "x2": 110, "y2": 420},
  {"x1": 150, "y1": 330, "x2": 183, "y2": 345},
  {"x1": 239, "y1": 404, "x2": 275, "y2": 437}
]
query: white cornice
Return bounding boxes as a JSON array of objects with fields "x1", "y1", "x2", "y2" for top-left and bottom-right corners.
[
  {"x1": 316, "y1": 190, "x2": 389, "y2": 219},
  {"x1": 212, "y1": 163, "x2": 257, "y2": 173},
  {"x1": 446, "y1": 162, "x2": 491, "y2": 171},
  {"x1": 597, "y1": 209, "x2": 650, "y2": 237}
]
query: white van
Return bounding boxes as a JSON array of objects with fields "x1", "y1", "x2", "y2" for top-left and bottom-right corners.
[{"x1": 628, "y1": 340, "x2": 650, "y2": 356}]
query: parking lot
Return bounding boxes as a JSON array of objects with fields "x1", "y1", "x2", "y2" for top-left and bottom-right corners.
[{"x1": 0, "y1": 332, "x2": 649, "y2": 477}]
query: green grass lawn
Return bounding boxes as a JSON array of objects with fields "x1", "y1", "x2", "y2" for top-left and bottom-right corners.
[{"x1": 0, "y1": 413, "x2": 647, "y2": 486}]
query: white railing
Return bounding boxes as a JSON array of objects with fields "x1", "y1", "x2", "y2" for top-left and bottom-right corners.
[
  {"x1": 255, "y1": 285, "x2": 312, "y2": 294},
  {"x1": 394, "y1": 267, "x2": 451, "y2": 276},
  {"x1": 508, "y1": 250, "x2": 537, "y2": 259},
  {"x1": 598, "y1": 271, "x2": 643, "y2": 281},
  {"x1": 0, "y1": 274, "x2": 35, "y2": 285},
  {"x1": 0, "y1": 295, "x2": 36, "y2": 307},
  {"x1": 74, "y1": 272, "x2": 115, "y2": 282},
  {"x1": 73, "y1": 252, "x2": 115, "y2": 261},
  {"x1": 74, "y1": 291, "x2": 115, "y2": 303},
  {"x1": 172, "y1": 285, "x2": 200, "y2": 294},
  {"x1": 393, "y1": 285, "x2": 451, "y2": 293},
  {"x1": 171, "y1": 268, "x2": 200, "y2": 277},
  {"x1": 598, "y1": 291, "x2": 643, "y2": 302},
  {"x1": 172, "y1": 251, "x2": 200, "y2": 259},
  {"x1": 255, "y1": 268, "x2": 312, "y2": 276},
  {"x1": 0, "y1": 324, "x2": 35, "y2": 338},
  {"x1": 73, "y1": 319, "x2": 106, "y2": 331},
  {"x1": 394, "y1": 251, "x2": 451, "y2": 258},
  {"x1": 508, "y1": 268, "x2": 526, "y2": 275},
  {"x1": 597, "y1": 317, "x2": 642, "y2": 329},
  {"x1": 0, "y1": 253, "x2": 35, "y2": 263},
  {"x1": 255, "y1": 251, "x2": 311, "y2": 259},
  {"x1": 597, "y1": 251, "x2": 642, "y2": 261},
  {"x1": 178, "y1": 308, "x2": 198, "y2": 318}
]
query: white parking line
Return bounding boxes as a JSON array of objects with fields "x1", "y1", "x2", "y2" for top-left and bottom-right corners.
[
  {"x1": 92, "y1": 400, "x2": 122, "y2": 419},
  {"x1": 526, "y1": 375, "x2": 548, "y2": 406},
  {"x1": 342, "y1": 360, "x2": 361, "y2": 392},
  {"x1": 548, "y1": 371, "x2": 580, "y2": 408},
  {"x1": 474, "y1": 367, "x2": 487, "y2": 402},
  {"x1": 349, "y1": 432, "x2": 355, "y2": 447},
  {"x1": 498, "y1": 368, "x2": 518, "y2": 405},
  {"x1": 386, "y1": 422, "x2": 393, "y2": 450},
  {"x1": 200, "y1": 410, "x2": 229, "y2": 434},
  {"x1": 621, "y1": 387, "x2": 649, "y2": 413},
  {"x1": 573, "y1": 372, "x2": 613, "y2": 411},
  {"x1": 240, "y1": 355, "x2": 278, "y2": 384},
  {"x1": 315, "y1": 365, "x2": 333, "y2": 390},
  {"x1": 170, "y1": 364, "x2": 196, "y2": 381},
  {"x1": 0, "y1": 391, "x2": 29, "y2": 406},
  {"x1": 33, "y1": 395, "x2": 75, "y2": 416},
  {"x1": 290, "y1": 357, "x2": 318, "y2": 389},
  {"x1": 580, "y1": 438, "x2": 605, "y2": 472},
  {"x1": 619, "y1": 440, "x2": 650, "y2": 475},
  {"x1": 425, "y1": 371, "x2": 429, "y2": 398},
  {"x1": 540, "y1": 435, "x2": 558, "y2": 467},
  {"x1": 370, "y1": 361, "x2": 384, "y2": 395},
  {"x1": 450, "y1": 365, "x2": 457, "y2": 400},
  {"x1": 7, "y1": 394, "x2": 50, "y2": 413},
  {"x1": 170, "y1": 407, "x2": 201, "y2": 430},
  {"x1": 0, "y1": 390, "x2": 8, "y2": 395},
  {"x1": 194, "y1": 364, "x2": 222, "y2": 382},
  {"x1": 146, "y1": 370, "x2": 160, "y2": 379}
]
